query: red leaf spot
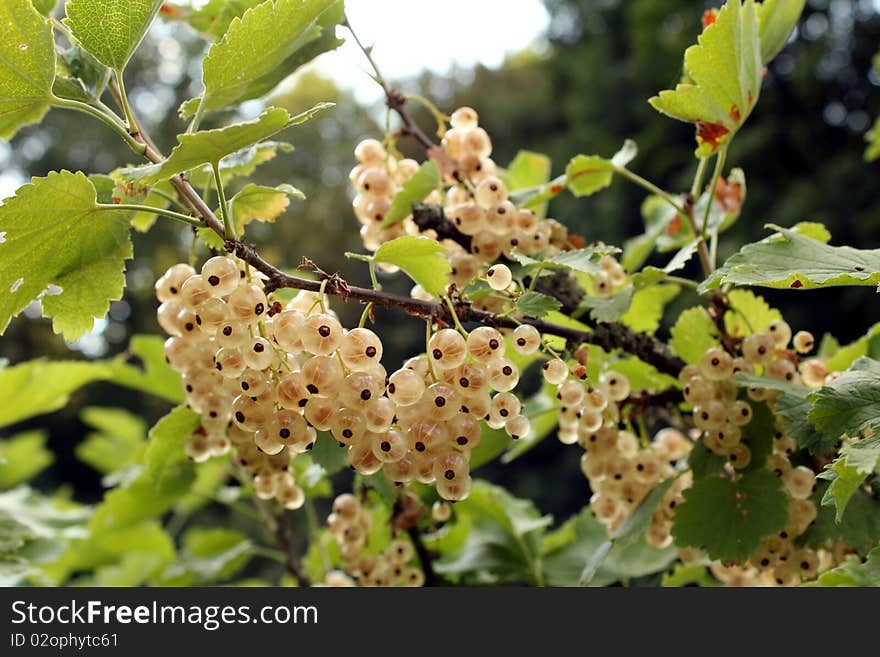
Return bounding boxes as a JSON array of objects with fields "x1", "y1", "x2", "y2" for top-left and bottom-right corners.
[
  {"x1": 730, "y1": 104, "x2": 741, "y2": 123},
  {"x1": 112, "y1": 198, "x2": 121, "y2": 204},
  {"x1": 550, "y1": 184, "x2": 563, "y2": 194},
  {"x1": 159, "y1": 3, "x2": 179, "y2": 16},
  {"x1": 702, "y1": 9, "x2": 719, "y2": 28},
  {"x1": 567, "y1": 235, "x2": 586, "y2": 249},
  {"x1": 790, "y1": 279, "x2": 803, "y2": 289},
  {"x1": 666, "y1": 216, "x2": 682, "y2": 235},
  {"x1": 696, "y1": 121, "x2": 730, "y2": 150}
]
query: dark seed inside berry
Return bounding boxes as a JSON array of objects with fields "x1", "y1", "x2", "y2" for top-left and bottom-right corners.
[
  {"x1": 380, "y1": 441, "x2": 391, "y2": 452},
  {"x1": 502, "y1": 366, "x2": 512, "y2": 375},
  {"x1": 432, "y1": 348, "x2": 443, "y2": 360},
  {"x1": 343, "y1": 429, "x2": 353, "y2": 438},
  {"x1": 318, "y1": 325, "x2": 331, "y2": 338},
  {"x1": 456, "y1": 436, "x2": 468, "y2": 445},
  {"x1": 459, "y1": 377, "x2": 469, "y2": 388},
  {"x1": 365, "y1": 346, "x2": 377, "y2": 358},
  {"x1": 444, "y1": 469, "x2": 455, "y2": 480},
  {"x1": 435, "y1": 397, "x2": 446, "y2": 407},
  {"x1": 489, "y1": 339, "x2": 499, "y2": 350},
  {"x1": 241, "y1": 382, "x2": 250, "y2": 390},
  {"x1": 223, "y1": 326, "x2": 233, "y2": 336},
  {"x1": 208, "y1": 275, "x2": 220, "y2": 286},
  {"x1": 517, "y1": 338, "x2": 526, "y2": 346},
  {"x1": 235, "y1": 411, "x2": 245, "y2": 422},
  {"x1": 415, "y1": 442, "x2": 425, "y2": 452},
  {"x1": 360, "y1": 389, "x2": 371, "y2": 401},
  {"x1": 253, "y1": 343, "x2": 264, "y2": 352},
  {"x1": 279, "y1": 428, "x2": 291, "y2": 439}
]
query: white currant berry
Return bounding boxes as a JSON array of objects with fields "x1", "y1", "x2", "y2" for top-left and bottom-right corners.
[
  {"x1": 387, "y1": 368, "x2": 426, "y2": 406},
  {"x1": 429, "y1": 328, "x2": 468, "y2": 369},
  {"x1": 450, "y1": 106, "x2": 479, "y2": 130},
  {"x1": 512, "y1": 324, "x2": 541, "y2": 355},
  {"x1": 767, "y1": 320, "x2": 792, "y2": 348},
  {"x1": 542, "y1": 359, "x2": 568, "y2": 385},
  {"x1": 227, "y1": 284, "x2": 267, "y2": 324},
  {"x1": 485, "y1": 264, "x2": 513, "y2": 291},
  {"x1": 340, "y1": 327, "x2": 383, "y2": 371},
  {"x1": 793, "y1": 330, "x2": 815, "y2": 354}
]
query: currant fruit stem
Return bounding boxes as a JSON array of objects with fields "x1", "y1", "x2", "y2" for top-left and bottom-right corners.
[{"x1": 212, "y1": 162, "x2": 235, "y2": 239}]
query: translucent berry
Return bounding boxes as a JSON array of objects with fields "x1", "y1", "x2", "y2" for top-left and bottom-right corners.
[
  {"x1": 387, "y1": 368, "x2": 426, "y2": 406},
  {"x1": 340, "y1": 328, "x2": 383, "y2": 371},
  {"x1": 201, "y1": 256, "x2": 240, "y2": 297},
  {"x1": 512, "y1": 324, "x2": 541, "y2": 355},
  {"x1": 793, "y1": 330, "x2": 815, "y2": 354},
  {"x1": 486, "y1": 264, "x2": 512, "y2": 290},
  {"x1": 466, "y1": 326, "x2": 505, "y2": 363},
  {"x1": 227, "y1": 284, "x2": 267, "y2": 324},
  {"x1": 542, "y1": 359, "x2": 569, "y2": 385},
  {"x1": 429, "y1": 328, "x2": 468, "y2": 369}
]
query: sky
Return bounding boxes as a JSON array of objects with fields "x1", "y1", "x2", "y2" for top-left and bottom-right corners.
[{"x1": 308, "y1": 0, "x2": 549, "y2": 103}]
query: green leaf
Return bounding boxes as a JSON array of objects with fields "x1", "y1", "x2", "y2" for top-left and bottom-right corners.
[
  {"x1": 373, "y1": 236, "x2": 451, "y2": 297},
  {"x1": 164, "y1": 527, "x2": 252, "y2": 585},
  {"x1": 808, "y1": 358, "x2": 880, "y2": 440},
  {"x1": 122, "y1": 106, "x2": 329, "y2": 185},
  {"x1": 511, "y1": 245, "x2": 618, "y2": 276},
  {"x1": 818, "y1": 440, "x2": 879, "y2": 523},
  {"x1": 867, "y1": 116, "x2": 880, "y2": 163},
  {"x1": 0, "y1": 171, "x2": 132, "y2": 340},
  {"x1": 501, "y1": 150, "x2": 552, "y2": 191},
  {"x1": 309, "y1": 430, "x2": 348, "y2": 476},
  {"x1": 0, "y1": 431, "x2": 53, "y2": 488},
  {"x1": 806, "y1": 547, "x2": 880, "y2": 587},
  {"x1": 381, "y1": 160, "x2": 439, "y2": 227},
  {"x1": 144, "y1": 405, "x2": 201, "y2": 485},
  {"x1": 435, "y1": 480, "x2": 552, "y2": 585},
  {"x1": 501, "y1": 150, "x2": 552, "y2": 217},
  {"x1": 579, "y1": 478, "x2": 677, "y2": 584},
  {"x1": 734, "y1": 372, "x2": 834, "y2": 455},
  {"x1": 174, "y1": 0, "x2": 265, "y2": 41},
  {"x1": 0, "y1": 0, "x2": 56, "y2": 140},
  {"x1": 52, "y1": 43, "x2": 111, "y2": 103},
  {"x1": 90, "y1": 462, "x2": 195, "y2": 533},
  {"x1": 514, "y1": 291, "x2": 562, "y2": 319},
  {"x1": 826, "y1": 322, "x2": 880, "y2": 372},
  {"x1": 790, "y1": 220, "x2": 832, "y2": 243},
  {"x1": 105, "y1": 334, "x2": 184, "y2": 403},
  {"x1": 187, "y1": 140, "x2": 295, "y2": 188},
  {"x1": 0, "y1": 360, "x2": 109, "y2": 428},
  {"x1": 31, "y1": 0, "x2": 58, "y2": 16},
  {"x1": 580, "y1": 286, "x2": 634, "y2": 324},
  {"x1": 542, "y1": 508, "x2": 676, "y2": 587},
  {"x1": 688, "y1": 439, "x2": 727, "y2": 479},
  {"x1": 197, "y1": 226, "x2": 227, "y2": 251},
  {"x1": 186, "y1": 0, "x2": 340, "y2": 115},
  {"x1": 230, "y1": 182, "x2": 303, "y2": 233},
  {"x1": 702, "y1": 224, "x2": 880, "y2": 293},
  {"x1": 565, "y1": 155, "x2": 614, "y2": 197},
  {"x1": 564, "y1": 140, "x2": 637, "y2": 198},
  {"x1": 662, "y1": 563, "x2": 717, "y2": 587},
  {"x1": 803, "y1": 482, "x2": 880, "y2": 555},
  {"x1": 649, "y1": 0, "x2": 762, "y2": 155},
  {"x1": 672, "y1": 470, "x2": 788, "y2": 562},
  {"x1": 669, "y1": 306, "x2": 721, "y2": 365},
  {"x1": 76, "y1": 407, "x2": 146, "y2": 475},
  {"x1": 620, "y1": 283, "x2": 680, "y2": 334},
  {"x1": 723, "y1": 289, "x2": 782, "y2": 338},
  {"x1": 63, "y1": 0, "x2": 163, "y2": 71},
  {"x1": 757, "y1": 0, "x2": 805, "y2": 63}
]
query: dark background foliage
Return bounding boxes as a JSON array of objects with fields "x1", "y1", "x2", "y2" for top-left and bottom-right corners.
[{"x1": 2, "y1": 0, "x2": 879, "y2": 523}]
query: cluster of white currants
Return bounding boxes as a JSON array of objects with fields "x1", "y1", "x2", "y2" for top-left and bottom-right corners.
[
  {"x1": 549, "y1": 353, "x2": 693, "y2": 542},
  {"x1": 156, "y1": 252, "x2": 545, "y2": 502},
  {"x1": 350, "y1": 138, "x2": 431, "y2": 252},
  {"x1": 675, "y1": 321, "x2": 850, "y2": 585},
  {"x1": 349, "y1": 107, "x2": 592, "y2": 302},
  {"x1": 322, "y1": 494, "x2": 424, "y2": 587}
]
